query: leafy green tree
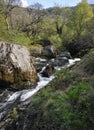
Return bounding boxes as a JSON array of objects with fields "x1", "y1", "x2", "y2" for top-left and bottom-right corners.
[
  {"x1": 52, "y1": 6, "x2": 71, "y2": 37},
  {"x1": 45, "y1": 6, "x2": 72, "y2": 49},
  {"x1": 69, "y1": 0, "x2": 93, "y2": 37}
]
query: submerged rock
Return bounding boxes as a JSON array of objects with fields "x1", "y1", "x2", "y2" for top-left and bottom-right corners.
[{"x1": 0, "y1": 42, "x2": 38, "y2": 90}]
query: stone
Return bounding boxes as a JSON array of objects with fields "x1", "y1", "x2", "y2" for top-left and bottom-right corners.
[
  {"x1": 49, "y1": 57, "x2": 69, "y2": 67},
  {"x1": 33, "y1": 57, "x2": 47, "y2": 72},
  {"x1": 41, "y1": 45, "x2": 56, "y2": 59},
  {"x1": 41, "y1": 64, "x2": 54, "y2": 77},
  {"x1": 59, "y1": 52, "x2": 72, "y2": 59},
  {"x1": 0, "y1": 42, "x2": 38, "y2": 90}
]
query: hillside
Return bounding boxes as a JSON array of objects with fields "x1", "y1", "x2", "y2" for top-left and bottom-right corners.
[
  {"x1": 4, "y1": 49, "x2": 94, "y2": 130},
  {"x1": 0, "y1": 1, "x2": 94, "y2": 130},
  {"x1": 24, "y1": 49, "x2": 94, "y2": 130}
]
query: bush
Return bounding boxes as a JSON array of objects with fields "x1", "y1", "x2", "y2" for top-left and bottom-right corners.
[
  {"x1": 64, "y1": 33, "x2": 94, "y2": 57},
  {"x1": 25, "y1": 82, "x2": 94, "y2": 130},
  {"x1": 63, "y1": 82, "x2": 94, "y2": 130}
]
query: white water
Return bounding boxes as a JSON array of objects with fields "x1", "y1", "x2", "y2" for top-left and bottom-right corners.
[
  {"x1": 68, "y1": 58, "x2": 80, "y2": 67},
  {"x1": 7, "y1": 72, "x2": 55, "y2": 102},
  {"x1": 20, "y1": 74, "x2": 54, "y2": 101},
  {"x1": 7, "y1": 58, "x2": 80, "y2": 102}
]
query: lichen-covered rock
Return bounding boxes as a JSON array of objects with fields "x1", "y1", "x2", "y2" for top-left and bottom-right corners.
[{"x1": 0, "y1": 42, "x2": 38, "y2": 89}]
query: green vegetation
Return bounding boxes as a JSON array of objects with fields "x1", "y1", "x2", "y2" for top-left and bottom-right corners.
[
  {"x1": 0, "y1": 1, "x2": 94, "y2": 129},
  {"x1": 0, "y1": 30, "x2": 31, "y2": 46},
  {"x1": 26, "y1": 49, "x2": 94, "y2": 130},
  {"x1": 12, "y1": 107, "x2": 19, "y2": 119},
  {"x1": 26, "y1": 81, "x2": 94, "y2": 130},
  {"x1": 0, "y1": 1, "x2": 93, "y2": 56}
]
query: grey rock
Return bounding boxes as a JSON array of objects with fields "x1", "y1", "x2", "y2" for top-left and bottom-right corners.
[
  {"x1": 59, "y1": 52, "x2": 72, "y2": 59},
  {"x1": 0, "y1": 42, "x2": 38, "y2": 89},
  {"x1": 41, "y1": 45, "x2": 56, "y2": 59}
]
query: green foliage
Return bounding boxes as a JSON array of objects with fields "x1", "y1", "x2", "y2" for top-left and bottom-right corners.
[
  {"x1": 28, "y1": 81, "x2": 94, "y2": 130},
  {"x1": 63, "y1": 82, "x2": 94, "y2": 130},
  {"x1": 69, "y1": 0, "x2": 93, "y2": 37},
  {"x1": 12, "y1": 107, "x2": 19, "y2": 119},
  {"x1": 0, "y1": 1, "x2": 94, "y2": 56},
  {"x1": 0, "y1": 29, "x2": 31, "y2": 46},
  {"x1": 25, "y1": 50, "x2": 94, "y2": 129},
  {"x1": 0, "y1": 13, "x2": 6, "y2": 29},
  {"x1": 49, "y1": 34, "x2": 62, "y2": 49}
]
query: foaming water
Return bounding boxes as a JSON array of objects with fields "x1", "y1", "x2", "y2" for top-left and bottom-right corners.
[
  {"x1": 20, "y1": 74, "x2": 55, "y2": 101},
  {"x1": 7, "y1": 72, "x2": 55, "y2": 102},
  {"x1": 7, "y1": 58, "x2": 80, "y2": 102},
  {"x1": 0, "y1": 58, "x2": 80, "y2": 122}
]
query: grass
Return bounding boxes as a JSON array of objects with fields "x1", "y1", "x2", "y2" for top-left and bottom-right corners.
[{"x1": 0, "y1": 30, "x2": 31, "y2": 46}]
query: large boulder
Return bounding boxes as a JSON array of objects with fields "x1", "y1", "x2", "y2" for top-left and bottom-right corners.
[{"x1": 0, "y1": 42, "x2": 38, "y2": 90}]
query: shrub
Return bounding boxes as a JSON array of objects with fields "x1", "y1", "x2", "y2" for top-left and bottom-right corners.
[
  {"x1": 63, "y1": 82, "x2": 94, "y2": 130},
  {"x1": 27, "y1": 82, "x2": 94, "y2": 130}
]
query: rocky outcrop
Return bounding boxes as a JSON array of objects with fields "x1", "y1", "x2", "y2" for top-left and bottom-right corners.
[{"x1": 0, "y1": 42, "x2": 38, "y2": 90}]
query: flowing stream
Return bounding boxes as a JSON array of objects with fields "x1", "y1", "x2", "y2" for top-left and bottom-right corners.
[
  {"x1": 0, "y1": 58, "x2": 80, "y2": 123},
  {"x1": 7, "y1": 58, "x2": 80, "y2": 102}
]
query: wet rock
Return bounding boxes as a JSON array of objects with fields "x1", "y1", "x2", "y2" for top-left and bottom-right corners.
[
  {"x1": 49, "y1": 57, "x2": 69, "y2": 67},
  {"x1": 41, "y1": 64, "x2": 54, "y2": 77},
  {"x1": 0, "y1": 42, "x2": 38, "y2": 90},
  {"x1": 0, "y1": 89, "x2": 10, "y2": 102},
  {"x1": 33, "y1": 58, "x2": 47, "y2": 72},
  {"x1": 59, "y1": 52, "x2": 72, "y2": 59},
  {"x1": 41, "y1": 45, "x2": 56, "y2": 59}
]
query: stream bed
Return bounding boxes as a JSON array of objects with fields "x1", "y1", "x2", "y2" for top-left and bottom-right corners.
[{"x1": 0, "y1": 58, "x2": 80, "y2": 126}]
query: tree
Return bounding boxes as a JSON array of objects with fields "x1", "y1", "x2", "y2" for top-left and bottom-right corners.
[
  {"x1": 2, "y1": 0, "x2": 22, "y2": 30},
  {"x1": 0, "y1": 0, "x2": 7, "y2": 30},
  {"x1": 69, "y1": 0, "x2": 93, "y2": 37},
  {"x1": 22, "y1": 3, "x2": 44, "y2": 41},
  {"x1": 52, "y1": 6, "x2": 64, "y2": 36}
]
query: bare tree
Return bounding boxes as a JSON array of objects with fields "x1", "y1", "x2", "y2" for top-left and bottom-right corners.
[
  {"x1": 22, "y1": 3, "x2": 44, "y2": 41},
  {"x1": 3, "y1": 0, "x2": 22, "y2": 30}
]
